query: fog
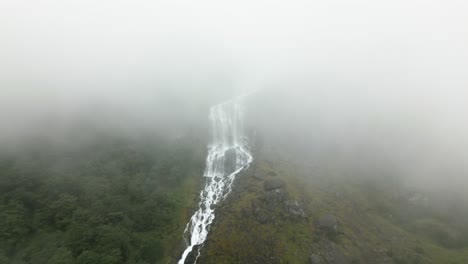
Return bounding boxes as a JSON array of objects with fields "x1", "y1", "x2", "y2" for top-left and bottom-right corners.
[{"x1": 1, "y1": 1, "x2": 468, "y2": 193}]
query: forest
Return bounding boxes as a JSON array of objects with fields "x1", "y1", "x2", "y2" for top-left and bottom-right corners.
[{"x1": 0, "y1": 132, "x2": 205, "y2": 264}]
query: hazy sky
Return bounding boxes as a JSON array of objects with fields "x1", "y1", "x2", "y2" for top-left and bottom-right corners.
[{"x1": 2, "y1": 0, "x2": 467, "y2": 89}]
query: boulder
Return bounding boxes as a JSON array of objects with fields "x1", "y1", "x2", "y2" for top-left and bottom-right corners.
[
  {"x1": 263, "y1": 179, "x2": 285, "y2": 191},
  {"x1": 254, "y1": 171, "x2": 267, "y2": 181},
  {"x1": 316, "y1": 213, "x2": 338, "y2": 233}
]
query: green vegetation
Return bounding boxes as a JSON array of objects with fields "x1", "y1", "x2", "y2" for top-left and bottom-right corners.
[
  {"x1": 0, "y1": 134, "x2": 205, "y2": 264},
  {"x1": 3, "y1": 131, "x2": 468, "y2": 264},
  {"x1": 198, "y1": 147, "x2": 468, "y2": 264}
]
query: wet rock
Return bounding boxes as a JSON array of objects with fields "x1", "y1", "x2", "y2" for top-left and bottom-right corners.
[
  {"x1": 285, "y1": 200, "x2": 307, "y2": 218},
  {"x1": 316, "y1": 213, "x2": 338, "y2": 233},
  {"x1": 184, "y1": 244, "x2": 202, "y2": 264},
  {"x1": 224, "y1": 148, "x2": 237, "y2": 176},
  {"x1": 309, "y1": 253, "x2": 324, "y2": 264},
  {"x1": 264, "y1": 179, "x2": 285, "y2": 191}
]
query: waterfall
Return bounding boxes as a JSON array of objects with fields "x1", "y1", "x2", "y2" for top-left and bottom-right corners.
[{"x1": 178, "y1": 96, "x2": 253, "y2": 264}]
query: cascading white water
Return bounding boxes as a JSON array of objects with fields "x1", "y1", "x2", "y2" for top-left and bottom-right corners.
[{"x1": 178, "y1": 96, "x2": 253, "y2": 264}]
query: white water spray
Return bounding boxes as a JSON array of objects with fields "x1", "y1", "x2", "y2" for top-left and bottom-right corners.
[{"x1": 178, "y1": 95, "x2": 253, "y2": 264}]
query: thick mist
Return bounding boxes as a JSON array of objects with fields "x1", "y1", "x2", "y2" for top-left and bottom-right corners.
[{"x1": 1, "y1": 1, "x2": 468, "y2": 193}]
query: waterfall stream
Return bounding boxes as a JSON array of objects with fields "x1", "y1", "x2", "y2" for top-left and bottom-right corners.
[{"x1": 178, "y1": 96, "x2": 253, "y2": 264}]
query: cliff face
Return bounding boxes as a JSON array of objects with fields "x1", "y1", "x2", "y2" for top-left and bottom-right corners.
[{"x1": 191, "y1": 142, "x2": 468, "y2": 264}]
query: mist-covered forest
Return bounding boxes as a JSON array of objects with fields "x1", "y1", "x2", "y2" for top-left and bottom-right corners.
[
  {"x1": 2, "y1": 0, "x2": 468, "y2": 263},
  {"x1": 0, "y1": 128, "x2": 206, "y2": 264},
  {"x1": 2, "y1": 117, "x2": 468, "y2": 263}
]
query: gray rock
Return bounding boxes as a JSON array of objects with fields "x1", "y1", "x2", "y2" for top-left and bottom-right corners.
[
  {"x1": 265, "y1": 189, "x2": 288, "y2": 210},
  {"x1": 309, "y1": 253, "x2": 323, "y2": 264},
  {"x1": 285, "y1": 200, "x2": 307, "y2": 218},
  {"x1": 316, "y1": 213, "x2": 338, "y2": 233},
  {"x1": 254, "y1": 171, "x2": 267, "y2": 181},
  {"x1": 224, "y1": 149, "x2": 237, "y2": 176},
  {"x1": 264, "y1": 179, "x2": 285, "y2": 191}
]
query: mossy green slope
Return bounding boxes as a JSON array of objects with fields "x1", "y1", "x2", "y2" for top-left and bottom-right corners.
[{"x1": 195, "y1": 148, "x2": 468, "y2": 264}]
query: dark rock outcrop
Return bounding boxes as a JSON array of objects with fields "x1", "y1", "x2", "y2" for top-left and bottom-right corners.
[{"x1": 185, "y1": 244, "x2": 202, "y2": 264}]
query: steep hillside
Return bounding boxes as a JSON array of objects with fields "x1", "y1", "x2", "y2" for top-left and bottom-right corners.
[{"x1": 193, "y1": 141, "x2": 468, "y2": 264}]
